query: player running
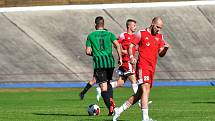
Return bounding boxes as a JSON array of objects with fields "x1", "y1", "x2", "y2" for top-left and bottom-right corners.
[
  {"x1": 86, "y1": 16, "x2": 122, "y2": 116},
  {"x1": 96, "y1": 19, "x2": 138, "y2": 100},
  {"x1": 113, "y1": 17, "x2": 170, "y2": 121},
  {"x1": 80, "y1": 19, "x2": 138, "y2": 102}
]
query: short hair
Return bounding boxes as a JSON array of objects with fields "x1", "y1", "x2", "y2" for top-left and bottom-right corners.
[
  {"x1": 152, "y1": 16, "x2": 162, "y2": 24},
  {"x1": 95, "y1": 16, "x2": 104, "y2": 25},
  {"x1": 126, "y1": 19, "x2": 136, "y2": 28}
]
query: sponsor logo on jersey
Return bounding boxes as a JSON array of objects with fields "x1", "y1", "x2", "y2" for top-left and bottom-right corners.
[
  {"x1": 145, "y1": 37, "x2": 149, "y2": 40},
  {"x1": 146, "y1": 42, "x2": 150, "y2": 46}
]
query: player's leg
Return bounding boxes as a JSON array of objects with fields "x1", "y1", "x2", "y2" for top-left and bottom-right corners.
[
  {"x1": 113, "y1": 85, "x2": 142, "y2": 121},
  {"x1": 95, "y1": 68, "x2": 115, "y2": 116},
  {"x1": 139, "y1": 70, "x2": 154, "y2": 121},
  {"x1": 114, "y1": 66, "x2": 128, "y2": 88},
  {"x1": 107, "y1": 68, "x2": 116, "y2": 116},
  {"x1": 128, "y1": 74, "x2": 138, "y2": 93},
  {"x1": 96, "y1": 69, "x2": 126, "y2": 102},
  {"x1": 95, "y1": 86, "x2": 102, "y2": 102},
  {"x1": 140, "y1": 83, "x2": 151, "y2": 121},
  {"x1": 79, "y1": 77, "x2": 96, "y2": 100}
]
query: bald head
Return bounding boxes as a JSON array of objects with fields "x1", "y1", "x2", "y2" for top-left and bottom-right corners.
[
  {"x1": 152, "y1": 16, "x2": 163, "y2": 25},
  {"x1": 150, "y1": 17, "x2": 163, "y2": 35}
]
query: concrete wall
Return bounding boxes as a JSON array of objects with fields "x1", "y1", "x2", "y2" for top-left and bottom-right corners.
[
  {"x1": 0, "y1": 0, "x2": 192, "y2": 7},
  {"x1": 0, "y1": 3, "x2": 215, "y2": 82}
]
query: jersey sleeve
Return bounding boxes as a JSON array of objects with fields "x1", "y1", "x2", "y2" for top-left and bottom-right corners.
[
  {"x1": 110, "y1": 32, "x2": 117, "y2": 43},
  {"x1": 132, "y1": 30, "x2": 141, "y2": 45},
  {"x1": 117, "y1": 33, "x2": 125, "y2": 44},
  {"x1": 86, "y1": 36, "x2": 91, "y2": 47}
]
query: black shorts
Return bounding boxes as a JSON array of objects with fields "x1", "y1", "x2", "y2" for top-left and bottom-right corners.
[{"x1": 94, "y1": 68, "x2": 114, "y2": 84}]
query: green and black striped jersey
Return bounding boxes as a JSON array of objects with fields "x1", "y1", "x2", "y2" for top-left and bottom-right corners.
[{"x1": 86, "y1": 29, "x2": 117, "y2": 69}]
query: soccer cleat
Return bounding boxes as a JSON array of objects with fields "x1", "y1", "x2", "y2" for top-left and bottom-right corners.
[
  {"x1": 96, "y1": 87, "x2": 101, "y2": 102},
  {"x1": 113, "y1": 108, "x2": 121, "y2": 121},
  {"x1": 108, "y1": 98, "x2": 116, "y2": 116},
  {"x1": 79, "y1": 92, "x2": 84, "y2": 100}
]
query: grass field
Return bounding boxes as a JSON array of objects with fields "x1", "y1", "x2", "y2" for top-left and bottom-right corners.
[{"x1": 0, "y1": 86, "x2": 214, "y2": 121}]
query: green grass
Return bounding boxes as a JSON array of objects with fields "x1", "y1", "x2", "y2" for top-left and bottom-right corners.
[{"x1": 0, "y1": 86, "x2": 214, "y2": 121}]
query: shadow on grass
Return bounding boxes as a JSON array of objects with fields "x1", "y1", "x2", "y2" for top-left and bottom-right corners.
[
  {"x1": 32, "y1": 113, "x2": 89, "y2": 116},
  {"x1": 192, "y1": 102, "x2": 215, "y2": 104},
  {"x1": 32, "y1": 113, "x2": 127, "y2": 121}
]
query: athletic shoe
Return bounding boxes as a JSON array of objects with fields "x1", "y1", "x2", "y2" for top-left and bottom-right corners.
[
  {"x1": 108, "y1": 98, "x2": 116, "y2": 116},
  {"x1": 79, "y1": 92, "x2": 84, "y2": 100},
  {"x1": 113, "y1": 108, "x2": 121, "y2": 121},
  {"x1": 96, "y1": 87, "x2": 101, "y2": 102}
]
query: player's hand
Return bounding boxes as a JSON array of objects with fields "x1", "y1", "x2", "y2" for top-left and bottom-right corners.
[
  {"x1": 164, "y1": 42, "x2": 170, "y2": 48},
  {"x1": 118, "y1": 59, "x2": 122, "y2": 66},
  {"x1": 130, "y1": 56, "x2": 136, "y2": 65}
]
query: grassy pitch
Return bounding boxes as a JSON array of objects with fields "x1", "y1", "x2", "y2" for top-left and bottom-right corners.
[{"x1": 0, "y1": 86, "x2": 214, "y2": 121}]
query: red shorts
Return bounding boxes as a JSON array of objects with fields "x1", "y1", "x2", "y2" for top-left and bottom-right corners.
[{"x1": 136, "y1": 66, "x2": 154, "y2": 87}]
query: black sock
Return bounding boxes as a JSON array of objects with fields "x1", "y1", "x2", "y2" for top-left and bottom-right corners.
[
  {"x1": 81, "y1": 83, "x2": 92, "y2": 95},
  {"x1": 107, "y1": 83, "x2": 113, "y2": 98},
  {"x1": 101, "y1": 91, "x2": 111, "y2": 108}
]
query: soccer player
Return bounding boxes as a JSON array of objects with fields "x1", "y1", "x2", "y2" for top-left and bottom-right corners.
[
  {"x1": 86, "y1": 16, "x2": 122, "y2": 116},
  {"x1": 80, "y1": 19, "x2": 138, "y2": 102},
  {"x1": 95, "y1": 19, "x2": 138, "y2": 101},
  {"x1": 113, "y1": 17, "x2": 170, "y2": 121}
]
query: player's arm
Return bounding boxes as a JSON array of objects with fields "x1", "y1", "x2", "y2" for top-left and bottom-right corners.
[
  {"x1": 129, "y1": 30, "x2": 140, "y2": 65},
  {"x1": 159, "y1": 42, "x2": 169, "y2": 57},
  {"x1": 113, "y1": 40, "x2": 122, "y2": 66},
  {"x1": 129, "y1": 43, "x2": 136, "y2": 65},
  {"x1": 85, "y1": 46, "x2": 92, "y2": 56},
  {"x1": 113, "y1": 43, "x2": 127, "y2": 55},
  {"x1": 85, "y1": 36, "x2": 93, "y2": 56},
  {"x1": 117, "y1": 33, "x2": 128, "y2": 55}
]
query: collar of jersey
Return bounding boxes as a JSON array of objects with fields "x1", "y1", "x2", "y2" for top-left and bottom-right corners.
[{"x1": 96, "y1": 29, "x2": 106, "y2": 31}]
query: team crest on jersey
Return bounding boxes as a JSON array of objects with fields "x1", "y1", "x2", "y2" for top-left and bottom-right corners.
[
  {"x1": 145, "y1": 37, "x2": 149, "y2": 40},
  {"x1": 146, "y1": 42, "x2": 150, "y2": 46},
  {"x1": 128, "y1": 37, "x2": 131, "y2": 40}
]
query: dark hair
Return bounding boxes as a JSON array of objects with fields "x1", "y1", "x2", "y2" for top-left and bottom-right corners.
[
  {"x1": 126, "y1": 19, "x2": 136, "y2": 28},
  {"x1": 95, "y1": 16, "x2": 104, "y2": 25}
]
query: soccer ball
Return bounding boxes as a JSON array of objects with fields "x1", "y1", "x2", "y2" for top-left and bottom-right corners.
[{"x1": 87, "y1": 104, "x2": 100, "y2": 116}]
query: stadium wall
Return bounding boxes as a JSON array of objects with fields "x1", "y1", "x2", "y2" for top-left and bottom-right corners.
[
  {"x1": 0, "y1": 0, "x2": 194, "y2": 7},
  {"x1": 0, "y1": 1, "x2": 215, "y2": 83}
]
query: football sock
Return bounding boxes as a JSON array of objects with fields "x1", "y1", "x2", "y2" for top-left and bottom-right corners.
[
  {"x1": 142, "y1": 108, "x2": 149, "y2": 120},
  {"x1": 131, "y1": 83, "x2": 138, "y2": 93},
  {"x1": 81, "y1": 83, "x2": 92, "y2": 95},
  {"x1": 101, "y1": 91, "x2": 111, "y2": 108},
  {"x1": 118, "y1": 100, "x2": 132, "y2": 114},
  {"x1": 107, "y1": 83, "x2": 113, "y2": 98},
  {"x1": 110, "y1": 81, "x2": 118, "y2": 89}
]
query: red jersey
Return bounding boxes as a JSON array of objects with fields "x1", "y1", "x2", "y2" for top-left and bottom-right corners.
[
  {"x1": 118, "y1": 32, "x2": 136, "y2": 62},
  {"x1": 132, "y1": 28, "x2": 165, "y2": 72}
]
